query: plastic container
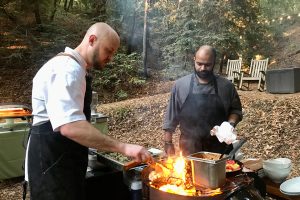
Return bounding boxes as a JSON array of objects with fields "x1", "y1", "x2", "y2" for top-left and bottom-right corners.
[
  {"x1": 266, "y1": 67, "x2": 300, "y2": 93},
  {"x1": 0, "y1": 120, "x2": 30, "y2": 180}
]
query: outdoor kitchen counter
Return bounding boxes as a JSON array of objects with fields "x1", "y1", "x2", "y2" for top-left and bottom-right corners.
[{"x1": 264, "y1": 177, "x2": 300, "y2": 200}]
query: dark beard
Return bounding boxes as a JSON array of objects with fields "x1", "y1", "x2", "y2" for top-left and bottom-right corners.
[
  {"x1": 92, "y1": 48, "x2": 103, "y2": 70},
  {"x1": 195, "y1": 69, "x2": 214, "y2": 80}
]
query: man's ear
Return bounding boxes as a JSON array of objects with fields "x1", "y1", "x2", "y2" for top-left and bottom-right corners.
[{"x1": 88, "y1": 35, "x2": 97, "y2": 46}]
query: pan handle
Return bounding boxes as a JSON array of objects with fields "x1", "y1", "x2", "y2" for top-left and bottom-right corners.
[{"x1": 123, "y1": 160, "x2": 146, "y2": 171}]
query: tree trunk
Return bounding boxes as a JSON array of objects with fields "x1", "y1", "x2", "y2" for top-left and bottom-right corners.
[
  {"x1": 127, "y1": 9, "x2": 136, "y2": 54},
  {"x1": 67, "y1": 0, "x2": 73, "y2": 11},
  {"x1": 142, "y1": 0, "x2": 149, "y2": 78},
  {"x1": 50, "y1": 0, "x2": 58, "y2": 21},
  {"x1": 94, "y1": 0, "x2": 107, "y2": 20},
  {"x1": 0, "y1": 7, "x2": 17, "y2": 22},
  {"x1": 218, "y1": 52, "x2": 227, "y2": 74},
  {"x1": 33, "y1": 0, "x2": 41, "y2": 24},
  {"x1": 64, "y1": 0, "x2": 68, "y2": 11}
]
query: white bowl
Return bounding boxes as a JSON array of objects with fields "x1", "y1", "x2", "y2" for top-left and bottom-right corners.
[
  {"x1": 263, "y1": 165, "x2": 292, "y2": 183},
  {"x1": 263, "y1": 158, "x2": 292, "y2": 169}
]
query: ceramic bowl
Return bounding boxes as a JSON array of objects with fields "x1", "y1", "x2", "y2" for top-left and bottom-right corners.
[
  {"x1": 263, "y1": 158, "x2": 292, "y2": 169},
  {"x1": 263, "y1": 165, "x2": 292, "y2": 183}
]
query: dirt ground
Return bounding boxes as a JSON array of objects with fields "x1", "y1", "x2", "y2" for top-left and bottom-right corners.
[{"x1": 1, "y1": 87, "x2": 299, "y2": 200}]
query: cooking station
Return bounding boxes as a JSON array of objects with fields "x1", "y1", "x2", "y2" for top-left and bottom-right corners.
[
  {"x1": 87, "y1": 149, "x2": 266, "y2": 200},
  {"x1": 0, "y1": 103, "x2": 274, "y2": 200}
]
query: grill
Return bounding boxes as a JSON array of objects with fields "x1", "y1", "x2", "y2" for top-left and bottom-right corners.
[
  {"x1": 89, "y1": 149, "x2": 266, "y2": 200},
  {"x1": 0, "y1": 103, "x2": 32, "y2": 180},
  {"x1": 141, "y1": 165, "x2": 264, "y2": 200}
]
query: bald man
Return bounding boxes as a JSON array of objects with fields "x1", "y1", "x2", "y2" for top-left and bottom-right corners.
[
  {"x1": 163, "y1": 45, "x2": 243, "y2": 156},
  {"x1": 26, "y1": 22, "x2": 152, "y2": 200}
]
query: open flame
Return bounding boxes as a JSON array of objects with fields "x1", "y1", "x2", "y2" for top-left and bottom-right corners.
[
  {"x1": 148, "y1": 152, "x2": 222, "y2": 196},
  {"x1": 0, "y1": 107, "x2": 32, "y2": 117}
]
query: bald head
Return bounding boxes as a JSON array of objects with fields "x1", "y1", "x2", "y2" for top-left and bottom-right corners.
[
  {"x1": 194, "y1": 45, "x2": 216, "y2": 82},
  {"x1": 84, "y1": 22, "x2": 120, "y2": 47},
  {"x1": 77, "y1": 22, "x2": 120, "y2": 70},
  {"x1": 195, "y1": 45, "x2": 216, "y2": 62}
]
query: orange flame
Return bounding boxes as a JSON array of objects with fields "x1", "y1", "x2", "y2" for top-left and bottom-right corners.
[{"x1": 149, "y1": 151, "x2": 222, "y2": 196}]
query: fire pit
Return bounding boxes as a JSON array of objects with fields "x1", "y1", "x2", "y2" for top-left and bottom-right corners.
[{"x1": 141, "y1": 154, "x2": 265, "y2": 200}]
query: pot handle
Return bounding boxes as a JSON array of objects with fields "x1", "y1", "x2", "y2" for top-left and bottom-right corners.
[{"x1": 123, "y1": 160, "x2": 144, "y2": 171}]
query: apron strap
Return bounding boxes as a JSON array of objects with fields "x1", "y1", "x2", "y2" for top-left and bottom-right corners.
[
  {"x1": 22, "y1": 180, "x2": 28, "y2": 200},
  {"x1": 56, "y1": 52, "x2": 81, "y2": 64},
  {"x1": 212, "y1": 75, "x2": 219, "y2": 95}
]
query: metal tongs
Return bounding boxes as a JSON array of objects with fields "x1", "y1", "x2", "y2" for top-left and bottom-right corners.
[
  {"x1": 123, "y1": 148, "x2": 163, "y2": 171},
  {"x1": 228, "y1": 138, "x2": 247, "y2": 160},
  {"x1": 219, "y1": 138, "x2": 247, "y2": 159}
]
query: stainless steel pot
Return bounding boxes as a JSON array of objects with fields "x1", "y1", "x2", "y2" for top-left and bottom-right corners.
[{"x1": 187, "y1": 151, "x2": 229, "y2": 189}]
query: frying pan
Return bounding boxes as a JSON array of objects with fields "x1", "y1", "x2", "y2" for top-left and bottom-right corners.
[
  {"x1": 225, "y1": 138, "x2": 247, "y2": 177},
  {"x1": 226, "y1": 159, "x2": 244, "y2": 177}
]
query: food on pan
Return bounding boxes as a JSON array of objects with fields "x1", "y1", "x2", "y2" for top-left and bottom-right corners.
[{"x1": 226, "y1": 159, "x2": 241, "y2": 172}]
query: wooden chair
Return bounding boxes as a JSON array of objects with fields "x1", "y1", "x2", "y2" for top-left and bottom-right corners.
[
  {"x1": 225, "y1": 58, "x2": 242, "y2": 87},
  {"x1": 238, "y1": 58, "x2": 269, "y2": 90}
]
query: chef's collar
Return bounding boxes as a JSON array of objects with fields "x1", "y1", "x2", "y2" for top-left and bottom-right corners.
[{"x1": 64, "y1": 47, "x2": 87, "y2": 69}]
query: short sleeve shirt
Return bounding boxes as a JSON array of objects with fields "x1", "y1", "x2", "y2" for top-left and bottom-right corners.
[
  {"x1": 32, "y1": 47, "x2": 88, "y2": 131},
  {"x1": 163, "y1": 73, "x2": 243, "y2": 133}
]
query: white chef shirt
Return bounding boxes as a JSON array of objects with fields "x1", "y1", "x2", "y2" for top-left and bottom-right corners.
[
  {"x1": 31, "y1": 47, "x2": 88, "y2": 131},
  {"x1": 25, "y1": 47, "x2": 87, "y2": 181}
]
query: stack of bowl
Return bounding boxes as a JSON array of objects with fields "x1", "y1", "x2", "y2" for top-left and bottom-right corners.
[{"x1": 263, "y1": 158, "x2": 292, "y2": 183}]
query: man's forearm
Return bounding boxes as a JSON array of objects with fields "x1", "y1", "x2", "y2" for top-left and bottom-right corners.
[
  {"x1": 164, "y1": 131, "x2": 173, "y2": 143},
  {"x1": 60, "y1": 120, "x2": 125, "y2": 153}
]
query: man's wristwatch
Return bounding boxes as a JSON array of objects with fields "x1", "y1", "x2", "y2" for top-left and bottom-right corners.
[
  {"x1": 229, "y1": 122, "x2": 236, "y2": 127},
  {"x1": 164, "y1": 141, "x2": 173, "y2": 145}
]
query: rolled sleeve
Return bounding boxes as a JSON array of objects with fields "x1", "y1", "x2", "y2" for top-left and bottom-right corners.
[
  {"x1": 46, "y1": 72, "x2": 86, "y2": 131},
  {"x1": 216, "y1": 76, "x2": 243, "y2": 122},
  {"x1": 163, "y1": 85, "x2": 180, "y2": 133},
  {"x1": 229, "y1": 87, "x2": 243, "y2": 121}
]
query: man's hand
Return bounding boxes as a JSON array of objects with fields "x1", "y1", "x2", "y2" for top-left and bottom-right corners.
[
  {"x1": 164, "y1": 142, "x2": 175, "y2": 156},
  {"x1": 210, "y1": 121, "x2": 237, "y2": 144},
  {"x1": 123, "y1": 143, "x2": 153, "y2": 163},
  {"x1": 163, "y1": 131, "x2": 175, "y2": 156}
]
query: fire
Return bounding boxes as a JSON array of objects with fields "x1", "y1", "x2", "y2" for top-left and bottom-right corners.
[
  {"x1": 148, "y1": 152, "x2": 222, "y2": 196},
  {"x1": 0, "y1": 108, "x2": 32, "y2": 117},
  {"x1": 173, "y1": 153, "x2": 186, "y2": 181},
  {"x1": 159, "y1": 184, "x2": 196, "y2": 196}
]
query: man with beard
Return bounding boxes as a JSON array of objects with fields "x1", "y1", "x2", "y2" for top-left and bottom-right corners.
[
  {"x1": 163, "y1": 45, "x2": 243, "y2": 156},
  {"x1": 26, "y1": 22, "x2": 152, "y2": 200}
]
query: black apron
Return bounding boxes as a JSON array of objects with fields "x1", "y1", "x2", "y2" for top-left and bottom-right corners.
[
  {"x1": 178, "y1": 75, "x2": 233, "y2": 156},
  {"x1": 28, "y1": 53, "x2": 92, "y2": 200}
]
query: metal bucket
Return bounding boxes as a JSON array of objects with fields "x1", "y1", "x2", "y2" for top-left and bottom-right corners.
[{"x1": 187, "y1": 152, "x2": 228, "y2": 189}]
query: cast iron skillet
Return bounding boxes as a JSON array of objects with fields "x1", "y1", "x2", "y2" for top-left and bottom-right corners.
[
  {"x1": 225, "y1": 138, "x2": 247, "y2": 177},
  {"x1": 226, "y1": 159, "x2": 244, "y2": 177}
]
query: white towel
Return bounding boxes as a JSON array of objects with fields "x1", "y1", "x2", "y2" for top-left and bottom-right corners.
[{"x1": 210, "y1": 122, "x2": 237, "y2": 144}]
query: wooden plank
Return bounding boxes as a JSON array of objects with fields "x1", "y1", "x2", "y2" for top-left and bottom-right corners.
[{"x1": 264, "y1": 178, "x2": 300, "y2": 200}]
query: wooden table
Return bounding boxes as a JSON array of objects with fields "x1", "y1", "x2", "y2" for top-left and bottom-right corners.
[{"x1": 264, "y1": 178, "x2": 300, "y2": 200}]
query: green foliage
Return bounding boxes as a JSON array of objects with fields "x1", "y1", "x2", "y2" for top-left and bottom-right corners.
[
  {"x1": 92, "y1": 52, "x2": 145, "y2": 99},
  {"x1": 115, "y1": 90, "x2": 128, "y2": 100},
  {"x1": 114, "y1": 107, "x2": 132, "y2": 120},
  {"x1": 151, "y1": 0, "x2": 272, "y2": 68}
]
